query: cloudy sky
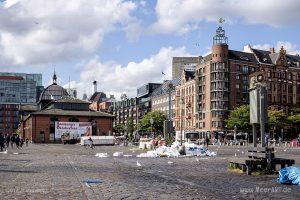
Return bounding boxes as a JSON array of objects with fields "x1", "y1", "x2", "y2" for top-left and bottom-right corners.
[{"x1": 0, "y1": 0, "x2": 300, "y2": 99}]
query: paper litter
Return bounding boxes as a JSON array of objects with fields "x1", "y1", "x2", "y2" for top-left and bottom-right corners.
[
  {"x1": 95, "y1": 153, "x2": 108, "y2": 158},
  {"x1": 136, "y1": 142, "x2": 217, "y2": 158},
  {"x1": 113, "y1": 152, "x2": 124, "y2": 157}
]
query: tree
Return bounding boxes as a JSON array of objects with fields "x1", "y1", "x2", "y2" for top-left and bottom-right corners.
[
  {"x1": 114, "y1": 124, "x2": 125, "y2": 135},
  {"x1": 139, "y1": 111, "x2": 166, "y2": 134},
  {"x1": 225, "y1": 105, "x2": 251, "y2": 132},
  {"x1": 286, "y1": 114, "x2": 300, "y2": 126},
  {"x1": 125, "y1": 117, "x2": 135, "y2": 135},
  {"x1": 267, "y1": 108, "x2": 287, "y2": 130}
]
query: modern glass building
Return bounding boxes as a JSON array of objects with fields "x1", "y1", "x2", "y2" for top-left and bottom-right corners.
[{"x1": 0, "y1": 72, "x2": 43, "y2": 135}]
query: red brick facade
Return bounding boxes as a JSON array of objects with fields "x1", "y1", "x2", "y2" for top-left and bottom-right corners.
[{"x1": 20, "y1": 115, "x2": 113, "y2": 143}]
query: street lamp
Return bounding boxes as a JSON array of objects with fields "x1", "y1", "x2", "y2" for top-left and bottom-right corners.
[
  {"x1": 179, "y1": 98, "x2": 185, "y2": 145},
  {"x1": 234, "y1": 125, "x2": 237, "y2": 142},
  {"x1": 150, "y1": 117, "x2": 154, "y2": 138}
]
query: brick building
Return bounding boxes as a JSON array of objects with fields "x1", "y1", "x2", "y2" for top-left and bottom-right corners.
[
  {"x1": 18, "y1": 74, "x2": 113, "y2": 143},
  {"x1": 151, "y1": 78, "x2": 180, "y2": 119},
  {"x1": 194, "y1": 26, "x2": 300, "y2": 139},
  {"x1": 20, "y1": 98, "x2": 113, "y2": 143},
  {"x1": 174, "y1": 70, "x2": 197, "y2": 140}
]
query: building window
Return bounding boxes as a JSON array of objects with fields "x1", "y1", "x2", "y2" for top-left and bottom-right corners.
[
  {"x1": 288, "y1": 73, "x2": 292, "y2": 80},
  {"x1": 267, "y1": 70, "x2": 271, "y2": 78},
  {"x1": 236, "y1": 65, "x2": 241, "y2": 71},
  {"x1": 236, "y1": 84, "x2": 240, "y2": 89},
  {"x1": 236, "y1": 75, "x2": 240, "y2": 80}
]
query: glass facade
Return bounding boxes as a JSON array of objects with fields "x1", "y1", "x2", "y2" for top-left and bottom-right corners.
[{"x1": 0, "y1": 72, "x2": 42, "y2": 103}]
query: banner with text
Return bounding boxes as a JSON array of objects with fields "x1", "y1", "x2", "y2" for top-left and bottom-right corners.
[{"x1": 55, "y1": 122, "x2": 92, "y2": 139}]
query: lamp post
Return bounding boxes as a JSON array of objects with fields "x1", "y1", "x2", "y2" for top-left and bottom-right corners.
[
  {"x1": 179, "y1": 98, "x2": 184, "y2": 145},
  {"x1": 234, "y1": 125, "x2": 237, "y2": 142},
  {"x1": 150, "y1": 117, "x2": 154, "y2": 138}
]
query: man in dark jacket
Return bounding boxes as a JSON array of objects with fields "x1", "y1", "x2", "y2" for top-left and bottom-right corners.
[
  {"x1": 15, "y1": 135, "x2": 20, "y2": 149},
  {"x1": 0, "y1": 133, "x2": 5, "y2": 152},
  {"x1": 5, "y1": 134, "x2": 10, "y2": 148}
]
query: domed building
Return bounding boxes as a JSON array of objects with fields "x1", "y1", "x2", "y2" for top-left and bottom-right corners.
[
  {"x1": 38, "y1": 72, "x2": 69, "y2": 109},
  {"x1": 19, "y1": 72, "x2": 114, "y2": 143}
]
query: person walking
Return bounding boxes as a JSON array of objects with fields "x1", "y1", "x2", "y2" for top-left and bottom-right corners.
[
  {"x1": 10, "y1": 134, "x2": 15, "y2": 149},
  {"x1": 205, "y1": 134, "x2": 210, "y2": 148},
  {"x1": 86, "y1": 137, "x2": 94, "y2": 149},
  {"x1": 5, "y1": 134, "x2": 10, "y2": 148},
  {"x1": 0, "y1": 133, "x2": 5, "y2": 152},
  {"x1": 15, "y1": 135, "x2": 20, "y2": 149},
  {"x1": 25, "y1": 138, "x2": 29, "y2": 147},
  {"x1": 20, "y1": 137, "x2": 24, "y2": 148}
]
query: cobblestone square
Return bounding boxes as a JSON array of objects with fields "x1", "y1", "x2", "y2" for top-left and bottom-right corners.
[{"x1": 0, "y1": 144, "x2": 299, "y2": 200}]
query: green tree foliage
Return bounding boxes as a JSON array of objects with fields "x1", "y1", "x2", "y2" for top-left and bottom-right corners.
[
  {"x1": 139, "y1": 111, "x2": 166, "y2": 133},
  {"x1": 114, "y1": 124, "x2": 125, "y2": 134},
  {"x1": 225, "y1": 105, "x2": 251, "y2": 131},
  {"x1": 268, "y1": 108, "x2": 287, "y2": 129},
  {"x1": 286, "y1": 114, "x2": 300, "y2": 126},
  {"x1": 125, "y1": 117, "x2": 135, "y2": 134}
]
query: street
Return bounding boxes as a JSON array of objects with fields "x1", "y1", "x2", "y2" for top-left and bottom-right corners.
[{"x1": 0, "y1": 144, "x2": 299, "y2": 200}]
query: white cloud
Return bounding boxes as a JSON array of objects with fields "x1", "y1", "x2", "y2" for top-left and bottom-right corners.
[
  {"x1": 252, "y1": 41, "x2": 300, "y2": 55},
  {"x1": 73, "y1": 46, "x2": 193, "y2": 99},
  {"x1": 123, "y1": 22, "x2": 143, "y2": 42},
  {"x1": 0, "y1": 0, "x2": 138, "y2": 66},
  {"x1": 150, "y1": 0, "x2": 300, "y2": 34}
]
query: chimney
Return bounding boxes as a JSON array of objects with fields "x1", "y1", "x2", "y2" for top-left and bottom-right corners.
[
  {"x1": 269, "y1": 47, "x2": 275, "y2": 54},
  {"x1": 93, "y1": 81, "x2": 97, "y2": 94}
]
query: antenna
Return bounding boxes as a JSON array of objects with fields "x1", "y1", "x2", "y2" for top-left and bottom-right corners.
[
  {"x1": 218, "y1": 18, "x2": 225, "y2": 24},
  {"x1": 68, "y1": 76, "x2": 71, "y2": 97}
]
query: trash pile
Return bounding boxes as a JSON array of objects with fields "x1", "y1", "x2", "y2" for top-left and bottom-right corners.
[
  {"x1": 278, "y1": 166, "x2": 300, "y2": 186},
  {"x1": 185, "y1": 142, "x2": 217, "y2": 157},
  {"x1": 136, "y1": 141, "x2": 217, "y2": 158}
]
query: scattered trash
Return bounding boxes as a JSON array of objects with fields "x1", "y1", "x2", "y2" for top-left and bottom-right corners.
[
  {"x1": 278, "y1": 166, "x2": 300, "y2": 186},
  {"x1": 0, "y1": 150, "x2": 7, "y2": 154},
  {"x1": 196, "y1": 158, "x2": 199, "y2": 162},
  {"x1": 95, "y1": 153, "x2": 108, "y2": 158},
  {"x1": 13, "y1": 152, "x2": 19, "y2": 155},
  {"x1": 136, "y1": 161, "x2": 142, "y2": 167},
  {"x1": 234, "y1": 153, "x2": 237, "y2": 157},
  {"x1": 136, "y1": 142, "x2": 216, "y2": 158},
  {"x1": 83, "y1": 179, "x2": 103, "y2": 187},
  {"x1": 167, "y1": 161, "x2": 173, "y2": 164},
  {"x1": 113, "y1": 152, "x2": 124, "y2": 157},
  {"x1": 123, "y1": 155, "x2": 133, "y2": 157}
]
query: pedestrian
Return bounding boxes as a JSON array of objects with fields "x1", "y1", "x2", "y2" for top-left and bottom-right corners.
[
  {"x1": 5, "y1": 134, "x2": 10, "y2": 148},
  {"x1": 10, "y1": 134, "x2": 15, "y2": 149},
  {"x1": 15, "y1": 135, "x2": 20, "y2": 149},
  {"x1": 86, "y1": 137, "x2": 94, "y2": 149},
  {"x1": 265, "y1": 134, "x2": 269, "y2": 147},
  {"x1": 20, "y1": 138, "x2": 24, "y2": 148},
  {"x1": 297, "y1": 135, "x2": 300, "y2": 147},
  {"x1": 206, "y1": 135, "x2": 210, "y2": 148},
  {"x1": 0, "y1": 133, "x2": 5, "y2": 152},
  {"x1": 25, "y1": 138, "x2": 29, "y2": 147}
]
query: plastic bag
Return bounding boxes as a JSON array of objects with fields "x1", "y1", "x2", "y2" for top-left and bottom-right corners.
[{"x1": 278, "y1": 166, "x2": 300, "y2": 186}]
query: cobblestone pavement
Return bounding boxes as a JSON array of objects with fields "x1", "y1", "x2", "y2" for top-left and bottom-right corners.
[{"x1": 0, "y1": 144, "x2": 299, "y2": 200}]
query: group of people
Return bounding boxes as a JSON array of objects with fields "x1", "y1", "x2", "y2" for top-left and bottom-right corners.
[{"x1": 0, "y1": 133, "x2": 29, "y2": 152}]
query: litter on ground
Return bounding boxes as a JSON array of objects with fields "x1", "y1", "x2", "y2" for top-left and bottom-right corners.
[
  {"x1": 113, "y1": 152, "x2": 124, "y2": 157},
  {"x1": 95, "y1": 153, "x2": 108, "y2": 158},
  {"x1": 278, "y1": 166, "x2": 300, "y2": 186},
  {"x1": 136, "y1": 141, "x2": 217, "y2": 158}
]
